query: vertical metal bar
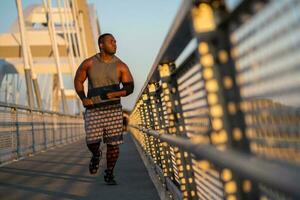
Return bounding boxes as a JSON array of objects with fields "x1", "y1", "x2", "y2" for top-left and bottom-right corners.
[
  {"x1": 43, "y1": 0, "x2": 69, "y2": 113},
  {"x1": 67, "y1": 0, "x2": 85, "y2": 59},
  {"x1": 64, "y1": 0, "x2": 84, "y2": 114},
  {"x1": 24, "y1": 72, "x2": 34, "y2": 108},
  {"x1": 206, "y1": 10, "x2": 260, "y2": 200},
  {"x1": 171, "y1": 69, "x2": 198, "y2": 200},
  {"x1": 31, "y1": 111, "x2": 36, "y2": 152},
  {"x1": 70, "y1": 116, "x2": 73, "y2": 142},
  {"x1": 63, "y1": 2, "x2": 82, "y2": 114},
  {"x1": 57, "y1": 0, "x2": 75, "y2": 76},
  {"x1": 60, "y1": 115, "x2": 63, "y2": 144},
  {"x1": 62, "y1": 0, "x2": 78, "y2": 64},
  {"x1": 60, "y1": 116, "x2": 63, "y2": 144},
  {"x1": 52, "y1": 114, "x2": 55, "y2": 146},
  {"x1": 26, "y1": 45, "x2": 43, "y2": 109},
  {"x1": 78, "y1": 10, "x2": 89, "y2": 58},
  {"x1": 27, "y1": 44, "x2": 42, "y2": 109},
  {"x1": 74, "y1": 0, "x2": 88, "y2": 58},
  {"x1": 63, "y1": 0, "x2": 81, "y2": 113},
  {"x1": 148, "y1": 84, "x2": 162, "y2": 167},
  {"x1": 155, "y1": 85, "x2": 177, "y2": 184},
  {"x1": 142, "y1": 93, "x2": 157, "y2": 162},
  {"x1": 64, "y1": 0, "x2": 80, "y2": 63},
  {"x1": 51, "y1": 74, "x2": 60, "y2": 112},
  {"x1": 158, "y1": 63, "x2": 197, "y2": 200},
  {"x1": 191, "y1": 3, "x2": 236, "y2": 199},
  {"x1": 13, "y1": 107, "x2": 21, "y2": 157},
  {"x1": 191, "y1": 2, "x2": 258, "y2": 199},
  {"x1": 15, "y1": 0, "x2": 35, "y2": 109},
  {"x1": 67, "y1": 0, "x2": 89, "y2": 102},
  {"x1": 159, "y1": 64, "x2": 180, "y2": 188},
  {"x1": 139, "y1": 98, "x2": 151, "y2": 155},
  {"x1": 155, "y1": 89, "x2": 170, "y2": 179},
  {"x1": 43, "y1": 113, "x2": 47, "y2": 148},
  {"x1": 32, "y1": 79, "x2": 42, "y2": 109},
  {"x1": 57, "y1": 0, "x2": 77, "y2": 114}
]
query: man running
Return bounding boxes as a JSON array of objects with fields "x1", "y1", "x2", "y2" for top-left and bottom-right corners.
[{"x1": 74, "y1": 33, "x2": 134, "y2": 185}]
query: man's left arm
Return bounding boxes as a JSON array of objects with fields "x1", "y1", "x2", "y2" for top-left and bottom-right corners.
[{"x1": 107, "y1": 63, "x2": 134, "y2": 99}]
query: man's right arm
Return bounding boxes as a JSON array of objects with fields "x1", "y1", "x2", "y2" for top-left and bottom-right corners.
[{"x1": 74, "y1": 59, "x2": 93, "y2": 107}]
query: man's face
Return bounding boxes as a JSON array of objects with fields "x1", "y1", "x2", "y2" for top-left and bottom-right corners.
[{"x1": 100, "y1": 35, "x2": 117, "y2": 55}]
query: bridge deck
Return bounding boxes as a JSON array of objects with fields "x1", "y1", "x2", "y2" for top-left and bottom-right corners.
[{"x1": 0, "y1": 133, "x2": 159, "y2": 200}]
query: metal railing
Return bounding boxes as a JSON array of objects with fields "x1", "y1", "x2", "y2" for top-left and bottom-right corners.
[
  {"x1": 129, "y1": 0, "x2": 300, "y2": 200},
  {"x1": 0, "y1": 101, "x2": 85, "y2": 165}
]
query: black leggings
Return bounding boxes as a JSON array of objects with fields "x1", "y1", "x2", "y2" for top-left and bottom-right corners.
[
  {"x1": 87, "y1": 142, "x2": 101, "y2": 157},
  {"x1": 87, "y1": 142, "x2": 119, "y2": 173}
]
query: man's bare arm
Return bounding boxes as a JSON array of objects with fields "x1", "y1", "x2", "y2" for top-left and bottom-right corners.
[
  {"x1": 120, "y1": 63, "x2": 134, "y2": 95},
  {"x1": 74, "y1": 59, "x2": 92, "y2": 102},
  {"x1": 107, "y1": 62, "x2": 134, "y2": 99}
]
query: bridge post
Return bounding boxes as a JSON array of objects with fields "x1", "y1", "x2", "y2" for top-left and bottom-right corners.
[
  {"x1": 147, "y1": 83, "x2": 176, "y2": 185},
  {"x1": 140, "y1": 94, "x2": 152, "y2": 162},
  {"x1": 43, "y1": 0, "x2": 69, "y2": 114},
  {"x1": 142, "y1": 92, "x2": 159, "y2": 164},
  {"x1": 158, "y1": 63, "x2": 198, "y2": 200},
  {"x1": 42, "y1": 113, "x2": 47, "y2": 149},
  {"x1": 137, "y1": 97, "x2": 150, "y2": 154},
  {"x1": 66, "y1": 0, "x2": 87, "y2": 114},
  {"x1": 147, "y1": 84, "x2": 163, "y2": 169},
  {"x1": 30, "y1": 110, "x2": 36, "y2": 153},
  {"x1": 191, "y1": 1, "x2": 258, "y2": 199},
  {"x1": 12, "y1": 107, "x2": 21, "y2": 158},
  {"x1": 138, "y1": 87, "x2": 178, "y2": 192},
  {"x1": 15, "y1": 0, "x2": 40, "y2": 110}
]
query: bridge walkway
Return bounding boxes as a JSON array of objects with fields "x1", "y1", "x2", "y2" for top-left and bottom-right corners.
[{"x1": 0, "y1": 133, "x2": 159, "y2": 200}]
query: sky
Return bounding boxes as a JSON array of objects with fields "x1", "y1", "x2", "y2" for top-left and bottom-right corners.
[{"x1": 0, "y1": 0, "x2": 182, "y2": 110}]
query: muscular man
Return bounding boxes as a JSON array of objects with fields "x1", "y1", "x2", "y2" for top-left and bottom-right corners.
[{"x1": 74, "y1": 33, "x2": 134, "y2": 185}]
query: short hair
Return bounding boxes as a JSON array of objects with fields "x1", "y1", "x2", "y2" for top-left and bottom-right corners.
[{"x1": 98, "y1": 33, "x2": 113, "y2": 46}]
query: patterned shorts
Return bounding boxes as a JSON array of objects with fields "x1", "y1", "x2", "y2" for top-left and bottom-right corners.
[{"x1": 84, "y1": 104, "x2": 123, "y2": 145}]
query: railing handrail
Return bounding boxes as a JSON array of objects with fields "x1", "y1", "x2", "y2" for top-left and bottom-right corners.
[
  {"x1": 131, "y1": 125, "x2": 300, "y2": 199},
  {"x1": 0, "y1": 101, "x2": 82, "y2": 117}
]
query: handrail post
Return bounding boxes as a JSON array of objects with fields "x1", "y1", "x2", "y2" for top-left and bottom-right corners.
[
  {"x1": 141, "y1": 93, "x2": 158, "y2": 162},
  {"x1": 147, "y1": 83, "x2": 163, "y2": 169},
  {"x1": 158, "y1": 63, "x2": 197, "y2": 200},
  {"x1": 138, "y1": 97, "x2": 151, "y2": 155},
  {"x1": 43, "y1": 113, "x2": 47, "y2": 149},
  {"x1": 14, "y1": 107, "x2": 21, "y2": 158},
  {"x1": 191, "y1": 2, "x2": 258, "y2": 199},
  {"x1": 31, "y1": 110, "x2": 36, "y2": 153},
  {"x1": 144, "y1": 90, "x2": 175, "y2": 184}
]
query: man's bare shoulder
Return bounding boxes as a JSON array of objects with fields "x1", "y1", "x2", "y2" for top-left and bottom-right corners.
[
  {"x1": 80, "y1": 55, "x2": 94, "y2": 70},
  {"x1": 115, "y1": 57, "x2": 129, "y2": 70}
]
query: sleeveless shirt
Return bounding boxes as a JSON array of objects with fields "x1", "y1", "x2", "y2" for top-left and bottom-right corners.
[{"x1": 87, "y1": 54, "x2": 121, "y2": 106}]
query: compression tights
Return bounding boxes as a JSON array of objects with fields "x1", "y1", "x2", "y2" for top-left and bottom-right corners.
[{"x1": 87, "y1": 142, "x2": 119, "y2": 174}]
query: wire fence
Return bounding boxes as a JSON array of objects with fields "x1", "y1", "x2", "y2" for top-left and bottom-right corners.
[{"x1": 0, "y1": 101, "x2": 84, "y2": 165}]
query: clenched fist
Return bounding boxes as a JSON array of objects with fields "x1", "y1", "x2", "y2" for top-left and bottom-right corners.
[{"x1": 82, "y1": 98, "x2": 94, "y2": 108}]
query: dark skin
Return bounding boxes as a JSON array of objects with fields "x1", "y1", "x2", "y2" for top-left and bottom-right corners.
[{"x1": 74, "y1": 34, "x2": 134, "y2": 107}]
